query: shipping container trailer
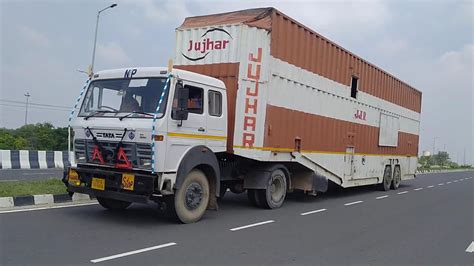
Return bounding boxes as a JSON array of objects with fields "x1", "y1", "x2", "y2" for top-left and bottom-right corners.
[{"x1": 65, "y1": 7, "x2": 421, "y2": 223}]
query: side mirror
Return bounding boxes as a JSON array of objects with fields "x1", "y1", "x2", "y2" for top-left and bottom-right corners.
[{"x1": 172, "y1": 83, "x2": 189, "y2": 122}]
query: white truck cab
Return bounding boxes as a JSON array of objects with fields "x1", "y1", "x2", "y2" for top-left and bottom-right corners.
[{"x1": 66, "y1": 67, "x2": 227, "y2": 223}]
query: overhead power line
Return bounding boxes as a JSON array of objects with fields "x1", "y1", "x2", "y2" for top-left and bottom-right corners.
[
  {"x1": 0, "y1": 99, "x2": 72, "y2": 109},
  {"x1": 0, "y1": 103, "x2": 70, "y2": 112}
]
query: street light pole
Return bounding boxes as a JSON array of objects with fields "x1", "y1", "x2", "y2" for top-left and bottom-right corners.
[
  {"x1": 90, "y1": 3, "x2": 117, "y2": 76},
  {"x1": 24, "y1": 92, "x2": 31, "y2": 125}
]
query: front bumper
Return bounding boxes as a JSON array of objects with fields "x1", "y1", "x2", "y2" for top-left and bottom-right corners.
[{"x1": 65, "y1": 165, "x2": 159, "y2": 203}]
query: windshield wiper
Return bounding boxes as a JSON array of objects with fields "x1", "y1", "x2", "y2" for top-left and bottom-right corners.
[
  {"x1": 84, "y1": 110, "x2": 116, "y2": 120},
  {"x1": 119, "y1": 111, "x2": 154, "y2": 121}
]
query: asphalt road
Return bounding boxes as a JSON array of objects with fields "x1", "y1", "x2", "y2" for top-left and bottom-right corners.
[
  {"x1": 0, "y1": 168, "x2": 63, "y2": 181},
  {"x1": 1, "y1": 171, "x2": 473, "y2": 266}
]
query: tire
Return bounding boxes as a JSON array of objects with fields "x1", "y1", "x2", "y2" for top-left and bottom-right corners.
[
  {"x1": 391, "y1": 165, "x2": 401, "y2": 190},
  {"x1": 379, "y1": 165, "x2": 392, "y2": 191},
  {"x1": 173, "y1": 169, "x2": 210, "y2": 224},
  {"x1": 97, "y1": 197, "x2": 131, "y2": 210},
  {"x1": 259, "y1": 169, "x2": 287, "y2": 209}
]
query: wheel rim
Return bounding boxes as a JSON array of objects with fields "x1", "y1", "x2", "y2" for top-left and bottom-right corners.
[
  {"x1": 185, "y1": 182, "x2": 203, "y2": 210},
  {"x1": 270, "y1": 176, "x2": 284, "y2": 203}
]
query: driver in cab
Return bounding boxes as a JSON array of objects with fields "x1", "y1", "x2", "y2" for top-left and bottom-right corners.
[{"x1": 120, "y1": 92, "x2": 140, "y2": 112}]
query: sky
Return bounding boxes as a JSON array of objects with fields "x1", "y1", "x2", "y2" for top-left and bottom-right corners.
[{"x1": 0, "y1": 0, "x2": 473, "y2": 164}]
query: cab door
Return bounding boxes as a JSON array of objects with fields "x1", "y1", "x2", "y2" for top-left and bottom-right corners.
[
  {"x1": 206, "y1": 89, "x2": 227, "y2": 152},
  {"x1": 166, "y1": 82, "x2": 207, "y2": 169}
]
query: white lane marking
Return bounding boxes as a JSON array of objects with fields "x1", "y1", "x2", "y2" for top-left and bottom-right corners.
[
  {"x1": 446, "y1": 181, "x2": 452, "y2": 184},
  {"x1": 454, "y1": 180, "x2": 459, "y2": 182},
  {"x1": 466, "y1": 241, "x2": 474, "y2": 253},
  {"x1": 376, "y1": 195, "x2": 389, "y2": 200},
  {"x1": 438, "y1": 183, "x2": 444, "y2": 186},
  {"x1": 414, "y1": 188, "x2": 423, "y2": 191},
  {"x1": 397, "y1": 191, "x2": 408, "y2": 195},
  {"x1": 344, "y1": 200, "x2": 363, "y2": 206},
  {"x1": 0, "y1": 202, "x2": 98, "y2": 214},
  {"x1": 300, "y1": 208, "x2": 326, "y2": 216},
  {"x1": 229, "y1": 220, "x2": 275, "y2": 231},
  {"x1": 90, "y1": 242, "x2": 177, "y2": 263},
  {"x1": 459, "y1": 178, "x2": 464, "y2": 181},
  {"x1": 427, "y1": 185, "x2": 434, "y2": 188}
]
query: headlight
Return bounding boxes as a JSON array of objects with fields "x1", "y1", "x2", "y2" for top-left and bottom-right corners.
[{"x1": 140, "y1": 159, "x2": 152, "y2": 167}]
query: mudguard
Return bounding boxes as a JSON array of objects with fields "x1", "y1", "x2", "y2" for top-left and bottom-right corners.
[{"x1": 175, "y1": 145, "x2": 220, "y2": 196}]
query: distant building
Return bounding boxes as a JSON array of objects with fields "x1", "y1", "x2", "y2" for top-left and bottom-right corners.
[{"x1": 423, "y1": 151, "x2": 431, "y2": 157}]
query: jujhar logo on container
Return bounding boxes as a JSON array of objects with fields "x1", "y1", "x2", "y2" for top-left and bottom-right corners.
[{"x1": 182, "y1": 28, "x2": 232, "y2": 61}]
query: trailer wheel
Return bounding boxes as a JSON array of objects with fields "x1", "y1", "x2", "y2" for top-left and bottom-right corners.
[
  {"x1": 97, "y1": 197, "x2": 131, "y2": 210},
  {"x1": 258, "y1": 169, "x2": 287, "y2": 209},
  {"x1": 391, "y1": 165, "x2": 401, "y2": 190},
  {"x1": 379, "y1": 165, "x2": 392, "y2": 191},
  {"x1": 173, "y1": 169, "x2": 209, "y2": 224}
]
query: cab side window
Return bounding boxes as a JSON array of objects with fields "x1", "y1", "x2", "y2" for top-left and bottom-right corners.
[
  {"x1": 186, "y1": 85, "x2": 203, "y2": 114},
  {"x1": 208, "y1": 90, "x2": 222, "y2": 117}
]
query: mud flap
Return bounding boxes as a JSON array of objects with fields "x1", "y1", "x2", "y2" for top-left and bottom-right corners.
[{"x1": 312, "y1": 172, "x2": 328, "y2": 193}]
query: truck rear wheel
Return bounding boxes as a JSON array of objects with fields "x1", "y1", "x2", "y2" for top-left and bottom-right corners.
[
  {"x1": 97, "y1": 197, "x2": 131, "y2": 210},
  {"x1": 391, "y1": 165, "x2": 401, "y2": 190},
  {"x1": 173, "y1": 169, "x2": 209, "y2": 224},
  {"x1": 379, "y1": 165, "x2": 392, "y2": 191},
  {"x1": 258, "y1": 169, "x2": 287, "y2": 209}
]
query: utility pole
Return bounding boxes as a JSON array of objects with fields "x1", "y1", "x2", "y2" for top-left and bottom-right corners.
[
  {"x1": 24, "y1": 92, "x2": 31, "y2": 125},
  {"x1": 463, "y1": 148, "x2": 466, "y2": 165},
  {"x1": 432, "y1": 137, "x2": 438, "y2": 156}
]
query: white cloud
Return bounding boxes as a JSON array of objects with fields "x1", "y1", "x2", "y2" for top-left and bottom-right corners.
[
  {"x1": 376, "y1": 38, "x2": 409, "y2": 55},
  {"x1": 96, "y1": 42, "x2": 131, "y2": 67},
  {"x1": 130, "y1": 0, "x2": 192, "y2": 24},
  {"x1": 18, "y1": 25, "x2": 49, "y2": 47},
  {"x1": 439, "y1": 44, "x2": 474, "y2": 78}
]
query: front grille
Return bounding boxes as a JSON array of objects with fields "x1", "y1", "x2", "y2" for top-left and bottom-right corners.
[{"x1": 74, "y1": 139, "x2": 152, "y2": 169}]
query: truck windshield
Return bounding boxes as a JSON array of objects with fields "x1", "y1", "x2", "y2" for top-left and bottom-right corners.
[{"x1": 78, "y1": 78, "x2": 170, "y2": 119}]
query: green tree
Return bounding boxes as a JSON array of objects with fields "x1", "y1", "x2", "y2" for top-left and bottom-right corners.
[
  {"x1": 0, "y1": 123, "x2": 69, "y2": 151},
  {"x1": 0, "y1": 132, "x2": 16, "y2": 149}
]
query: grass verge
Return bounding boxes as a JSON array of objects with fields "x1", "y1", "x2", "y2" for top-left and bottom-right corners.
[{"x1": 0, "y1": 178, "x2": 67, "y2": 197}]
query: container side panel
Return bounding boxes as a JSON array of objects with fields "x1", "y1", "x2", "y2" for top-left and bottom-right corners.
[
  {"x1": 264, "y1": 105, "x2": 418, "y2": 157},
  {"x1": 269, "y1": 11, "x2": 421, "y2": 113}
]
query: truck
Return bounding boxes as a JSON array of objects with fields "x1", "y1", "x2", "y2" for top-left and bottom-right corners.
[{"x1": 65, "y1": 8, "x2": 422, "y2": 223}]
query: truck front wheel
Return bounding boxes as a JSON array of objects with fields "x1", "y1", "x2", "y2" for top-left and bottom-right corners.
[
  {"x1": 173, "y1": 169, "x2": 210, "y2": 223},
  {"x1": 97, "y1": 197, "x2": 131, "y2": 210}
]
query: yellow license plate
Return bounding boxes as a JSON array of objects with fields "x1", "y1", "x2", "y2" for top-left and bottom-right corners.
[
  {"x1": 91, "y1": 177, "x2": 105, "y2": 190},
  {"x1": 122, "y1": 173, "x2": 135, "y2": 191}
]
